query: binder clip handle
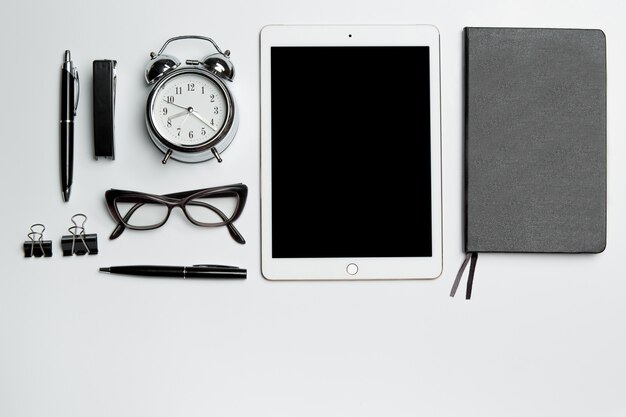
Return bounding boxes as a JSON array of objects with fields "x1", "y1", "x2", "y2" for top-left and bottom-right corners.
[
  {"x1": 24, "y1": 223, "x2": 52, "y2": 258},
  {"x1": 61, "y1": 213, "x2": 99, "y2": 256}
]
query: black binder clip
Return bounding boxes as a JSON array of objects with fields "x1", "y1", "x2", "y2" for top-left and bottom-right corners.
[
  {"x1": 61, "y1": 214, "x2": 99, "y2": 256},
  {"x1": 24, "y1": 224, "x2": 53, "y2": 258}
]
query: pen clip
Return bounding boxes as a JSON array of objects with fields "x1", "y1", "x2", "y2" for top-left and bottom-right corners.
[
  {"x1": 112, "y1": 62, "x2": 117, "y2": 106},
  {"x1": 73, "y1": 69, "x2": 80, "y2": 115},
  {"x1": 192, "y1": 264, "x2": 240, "y2": 269}
]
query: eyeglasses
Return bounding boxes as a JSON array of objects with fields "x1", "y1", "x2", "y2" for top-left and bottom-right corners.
[{"x1": 104, "y1": 183, "x2": 247, "y2": 243}]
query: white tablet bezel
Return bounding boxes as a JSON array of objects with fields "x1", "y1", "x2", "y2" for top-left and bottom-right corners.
[{"x1": 260, "y1": 24, "x2": 442, "y2": 280}]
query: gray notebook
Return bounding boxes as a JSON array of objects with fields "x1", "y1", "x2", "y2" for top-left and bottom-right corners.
[
  {"x1": 465, "y1": 27, "x2": 606, "y2": 254},
  {"x1": 455, "y1": 27, "x2": 607, "y2": 298}
]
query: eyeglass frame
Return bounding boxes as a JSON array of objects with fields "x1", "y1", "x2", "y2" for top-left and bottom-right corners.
[{"x1": 104, "y1": 183, "x2": 248, "y2": 243}]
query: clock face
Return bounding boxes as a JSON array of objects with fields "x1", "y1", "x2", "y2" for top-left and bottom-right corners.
[{"x1": 150, "y1": 72, "x2": 228, "y2": 147}]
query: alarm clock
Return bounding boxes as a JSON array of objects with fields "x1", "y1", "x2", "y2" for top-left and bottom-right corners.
[{"x1": 144, "y1": 35, "x2": 238, "y2": 164}]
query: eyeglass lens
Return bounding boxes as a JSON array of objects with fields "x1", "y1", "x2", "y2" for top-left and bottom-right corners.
[{"x1": 185, "y1": 194, "x2": 239, "y2": 224}]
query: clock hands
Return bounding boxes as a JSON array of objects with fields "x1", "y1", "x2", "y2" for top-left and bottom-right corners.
[
  {"x1": 162, "y1": 98, "x2": 217, "y2": 131},
  {"x1": 180, "y1": 113, "x2": 190, "y2": 128},
  {"x1": 163, "y1": 99, "x2": 189, "y2": 111},
  {"x1": 167, "y1": 110, "x2": 189, "y2": 120},
  {"x1": 189, "y1": 110, "x2": 217, "y2": 131}
]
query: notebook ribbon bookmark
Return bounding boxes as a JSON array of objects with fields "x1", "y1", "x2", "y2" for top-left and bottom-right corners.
[{"x1": 450, "y1": 252, "x2": 478, "y2": 299}]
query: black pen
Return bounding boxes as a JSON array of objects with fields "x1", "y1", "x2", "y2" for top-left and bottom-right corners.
[
  {"x1": 99, "y1": 264, "x2": 247, "y2": 279},
  {"x1": 61, "y1": 50, "x2": 79, "y2": 202}
]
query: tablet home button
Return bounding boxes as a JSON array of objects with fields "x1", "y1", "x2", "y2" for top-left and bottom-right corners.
[{"x1": 346, "y1": 263, "x2": 358, "y2": 275}]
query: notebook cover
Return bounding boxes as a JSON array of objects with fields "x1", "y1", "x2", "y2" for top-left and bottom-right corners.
[{"x1": 464, "y1": 27, "x2": 606, "y2": 253}]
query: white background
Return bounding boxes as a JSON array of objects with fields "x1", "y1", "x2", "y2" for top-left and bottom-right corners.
[{"x1": 1, "y1": 0, "x2": 624, "y2": 416}]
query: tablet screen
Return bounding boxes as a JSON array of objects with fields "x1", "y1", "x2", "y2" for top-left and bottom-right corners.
[{"x1": 271, "y1": 46, "x2": 432, "y2": 258}]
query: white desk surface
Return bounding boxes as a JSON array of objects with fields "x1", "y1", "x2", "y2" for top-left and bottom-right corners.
[{"x1": 2, "y1": 1, "x2": 625, "y2": 416}]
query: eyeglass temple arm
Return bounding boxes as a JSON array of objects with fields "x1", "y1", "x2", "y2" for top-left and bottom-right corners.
[
  {"x1": 187, "y1": 201, "x2": 245, "y2": 244},
  {"x1": 227, "y1": 221, "x2": 245, "y2": 244},
  {"x1": 109, "y1": 202, "x2": 146, "y2": 239}
]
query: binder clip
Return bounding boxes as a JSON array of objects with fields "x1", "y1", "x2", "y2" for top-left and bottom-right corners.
[
  {"x1": 61, "y1": 214, "x2": 99, "y2": 256},
  {"x1": 23, "y1": 224, "x2": 53, "y2": 257}
]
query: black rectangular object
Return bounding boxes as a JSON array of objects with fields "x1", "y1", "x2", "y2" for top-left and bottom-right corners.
[
  {"x1": 23, "y1": 240, "x2": 53, "y2": 257},
  {"x1": 93, "y1": 59, "x2": 116, "y2": 159},
  {"x1": 270, "y1": 46, "x2": 433, "y2": 258},
  {"x1": 464, "y1": 27, "x2": 606, "y2": 254},
  {"x1": 61, "y1": 233, "x2": 98, "y2": 256}
]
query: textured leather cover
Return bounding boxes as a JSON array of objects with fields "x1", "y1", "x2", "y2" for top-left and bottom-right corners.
[{"x1": 464, "y1": 27, "x2": 606, "y2": 253}]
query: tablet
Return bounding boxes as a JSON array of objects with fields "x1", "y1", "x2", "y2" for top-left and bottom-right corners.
[{"x1": 260, "y1": 25, "x2": 442, "y2": 280}]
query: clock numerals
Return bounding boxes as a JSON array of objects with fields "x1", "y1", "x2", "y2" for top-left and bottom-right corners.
[{"x1": 154, "y1": 77, "x2": 228, "y2": 146}]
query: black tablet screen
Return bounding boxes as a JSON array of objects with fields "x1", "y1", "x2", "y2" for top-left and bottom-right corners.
[{"x1": 271, "y1": 46, "x2": 432, "y2": 258}]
